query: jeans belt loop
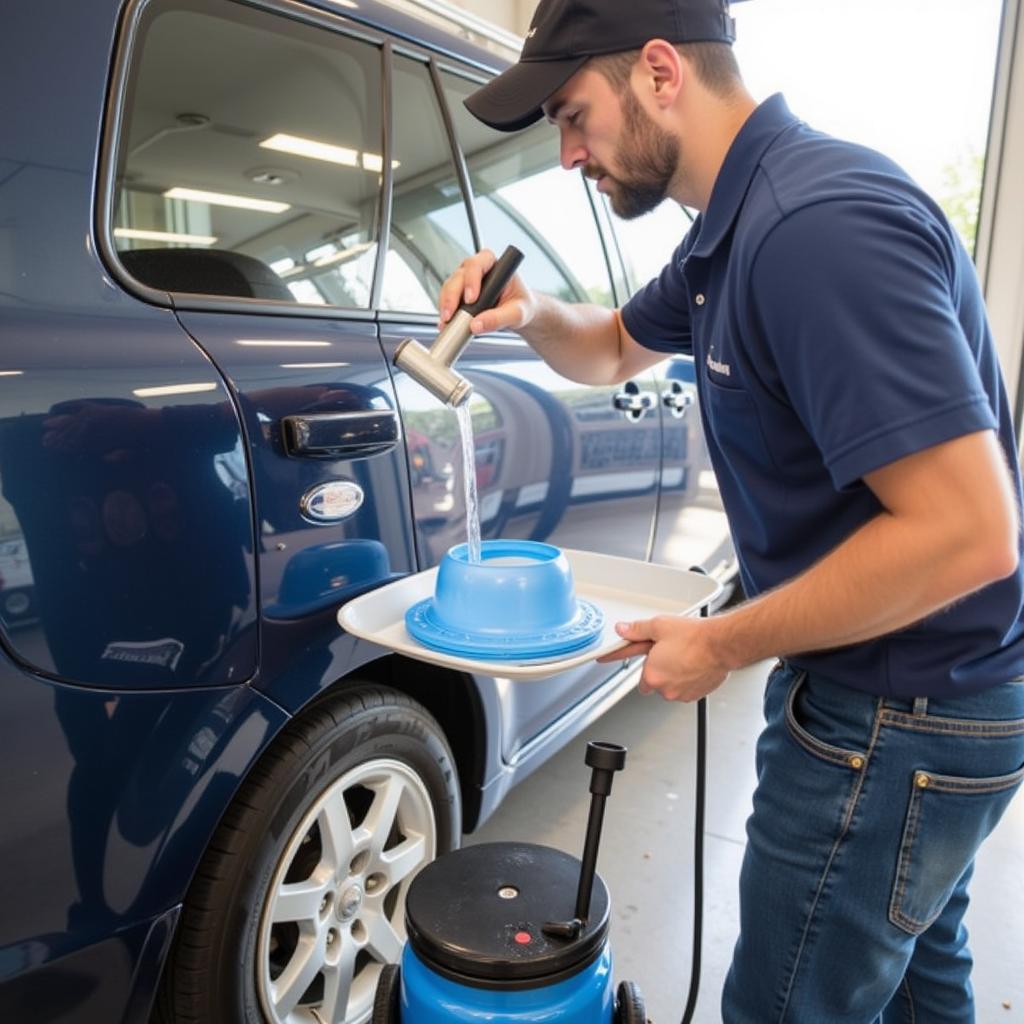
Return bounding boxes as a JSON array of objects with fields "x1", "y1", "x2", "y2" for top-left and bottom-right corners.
[{"x1": 912, "y1": 697, "x2": 929, "y2": 717}]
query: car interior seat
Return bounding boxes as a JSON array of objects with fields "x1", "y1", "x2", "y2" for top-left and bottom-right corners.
[{"x1": 117, "y1": 247, "x2": 293, "y2": 301}]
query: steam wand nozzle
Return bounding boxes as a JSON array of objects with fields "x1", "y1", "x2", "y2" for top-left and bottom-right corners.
[
  {"x1": 393, "y1": 245, "x2": 524, "y2": 407},
  {"x1": 542, "y1": 741, "x2": 627, "y2": 941}
]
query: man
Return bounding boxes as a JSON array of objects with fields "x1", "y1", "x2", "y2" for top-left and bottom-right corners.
[{"x1": 440, "y1": 0, "x2": 1024, "y2": 1020}]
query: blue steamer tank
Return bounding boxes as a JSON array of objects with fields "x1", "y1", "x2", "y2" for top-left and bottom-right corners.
[
  {"x1": 398, "y1": 841, "x2": 615, "y2": 1022},
  {"x1": 374, "y1": 742, "x2": 646, "y2": 1023}
]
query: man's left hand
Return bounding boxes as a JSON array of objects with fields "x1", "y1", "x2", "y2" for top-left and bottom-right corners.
[{"x1": 597, "y1": 615, "x2": 731, "y2": 702}]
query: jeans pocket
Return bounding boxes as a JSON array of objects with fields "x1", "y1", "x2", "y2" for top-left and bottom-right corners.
[
  {"x1": 889, "y1": 761, "x2": 1024, "y2": 935},
  {"x1": 762, "y1": 659, "x2": 788, "y2": 713},
  {"x1": 784, "y1": 671, "x2": 869, "y2": 769}
]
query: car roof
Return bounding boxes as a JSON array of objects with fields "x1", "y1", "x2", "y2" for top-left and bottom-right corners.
[{"x1": 303, "y1": 0, "x2": 516, "y2": 77}]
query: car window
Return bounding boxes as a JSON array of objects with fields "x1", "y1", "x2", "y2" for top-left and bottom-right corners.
[
  {"x1": 441, "y1": 71, "x2": 616, "y2": 307},
  {"x1": 110, "y1": 0, "x2": 383, "y2": 307},
  {"x1": 584, "y1": 178, "x2": 632, "y2": 306},
  {"x1": 600, "y1": 195, "x2": 695, "y2": 297},
  {"x1": 380, "y1": 56, "x2": 477, "y2": 314}
]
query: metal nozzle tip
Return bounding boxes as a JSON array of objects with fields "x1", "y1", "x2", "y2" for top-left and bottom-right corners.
[
  {"x1": 449, "y1": 379, "x2": 473, "y2": 407},
  {"x1": 393, "y1": 338, "x2": 473, "y2": 407}
]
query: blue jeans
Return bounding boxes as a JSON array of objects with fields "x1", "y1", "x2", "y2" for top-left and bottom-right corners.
[{"x1": 722, "y1": 663, "x2": 1024, "y2": 1023}]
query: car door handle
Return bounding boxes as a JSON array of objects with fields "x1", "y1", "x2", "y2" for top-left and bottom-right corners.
[
  {"x1": 612, "y1": 384, "x2": 656, "y2": 421},
  {"x1": 662, "y1": 382, "x2": 695, "y2": 418},
  {"x1": 282, "y1": 410, "x2": 400, "y2": 459}
]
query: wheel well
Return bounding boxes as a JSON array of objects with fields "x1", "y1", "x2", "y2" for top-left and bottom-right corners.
[{"x1": 336, "y1": 654, "x2": 487, "y2": 832}]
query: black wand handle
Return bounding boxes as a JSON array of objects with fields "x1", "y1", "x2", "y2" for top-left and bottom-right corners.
[{"x1": 461, "y1": 245, "x2": 524, "y2": 318}]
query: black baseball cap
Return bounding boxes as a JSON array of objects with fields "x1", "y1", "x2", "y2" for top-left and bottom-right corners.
[{"x1": 465, "y1": 0, "x2": 737, "y2": 133}]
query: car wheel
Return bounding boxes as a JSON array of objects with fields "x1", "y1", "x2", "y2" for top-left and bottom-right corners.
[{"x1": 156, "y1": 684, "x2": 460, "y2": 1024}]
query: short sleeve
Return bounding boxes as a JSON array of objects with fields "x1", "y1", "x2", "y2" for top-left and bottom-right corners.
[
  {"x1": 620, "y1": 233, "x2": 695, "y2": 354},
  {"x1": 750, "y1": 199, "x2": 996, "y2": 490}
]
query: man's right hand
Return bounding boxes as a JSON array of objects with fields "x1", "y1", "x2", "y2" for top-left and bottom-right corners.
[{"x1": 438, "y1": 249, "x2": 537, "y2": 336}]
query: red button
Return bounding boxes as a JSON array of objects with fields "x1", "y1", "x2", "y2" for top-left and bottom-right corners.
[{"x1": 514, "y1": 931, "x2": 532, "y2": 945}]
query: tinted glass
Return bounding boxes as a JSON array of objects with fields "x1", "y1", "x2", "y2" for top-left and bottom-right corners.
[
  {"x1": 112, "y1": 0, "x2": 383, "y2": 307},
  {"x1": 381, "y1": 56, "x2": 476, "y2": 313},
  {"x1": 442, "y1": 71, "x2": 615, "y2": 307},
  {"x1": 600, "y1": 194, "x2": 694, "y2": 297}
]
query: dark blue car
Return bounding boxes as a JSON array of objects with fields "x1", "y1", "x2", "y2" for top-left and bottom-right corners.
[{"x1": 0, "y1": 1, "x2": 734, "y2": 1021}]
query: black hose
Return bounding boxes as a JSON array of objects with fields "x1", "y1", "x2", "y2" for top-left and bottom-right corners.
[
  {"x1": 680, "y1": 598, "x2": 710, "y2": 1024},
  {"x1": 680, "y1": 694, "x2": 707, "y2": 1023}
]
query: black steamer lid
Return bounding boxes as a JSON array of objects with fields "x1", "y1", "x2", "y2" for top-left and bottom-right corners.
[{"x1": 405, "y1": 842, "x2": 610, "y2": 988}]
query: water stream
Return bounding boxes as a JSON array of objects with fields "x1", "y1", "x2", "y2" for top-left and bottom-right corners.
[{"x1": 455, "y1": 402, "x2": 482, "y2": 563}]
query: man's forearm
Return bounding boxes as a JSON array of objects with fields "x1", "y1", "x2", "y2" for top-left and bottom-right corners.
[{"x1": 517, "y1": 293, "x2": 628, "y2": 385}]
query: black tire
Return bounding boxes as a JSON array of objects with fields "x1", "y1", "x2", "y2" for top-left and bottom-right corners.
[
  {"x1": 155, "y1": 684, "x2": 460, "y2": 1024},
  {"x1": 371, "y1": 963, "x2": 401, "y2": 1024},
  {"x1": 614, "y1": 979, "x2": 648, "y2": 1024}
]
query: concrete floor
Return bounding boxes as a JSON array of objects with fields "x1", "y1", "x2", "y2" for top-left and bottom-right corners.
[{"x1": 466, "y1": 661, "x2": 1024, "y2": 1023}]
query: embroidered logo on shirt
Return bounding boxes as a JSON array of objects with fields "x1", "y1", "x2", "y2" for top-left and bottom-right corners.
[{"x1": 707, "y1": 351, "x2": 731, "y2": 377}]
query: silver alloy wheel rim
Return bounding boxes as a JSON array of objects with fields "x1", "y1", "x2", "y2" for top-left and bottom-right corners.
[{"x1": 256, "y1": 758, "x2": 437, "y2": 1024}]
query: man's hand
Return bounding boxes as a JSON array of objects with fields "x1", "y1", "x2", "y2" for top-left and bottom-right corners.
[
  {"x1": 438, "y1": 249, "x2": 537, "y2": 335},
  {"x1": 437, "y1": 249, "x2": 660, "y2": 387},
  {"x1": 598, "y1": 615, "x2": 732, "y2": 702}
]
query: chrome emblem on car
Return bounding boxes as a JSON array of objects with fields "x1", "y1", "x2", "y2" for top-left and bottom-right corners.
[{"x1": 300, "y1": 481, "x2": 364, "y2": 523}]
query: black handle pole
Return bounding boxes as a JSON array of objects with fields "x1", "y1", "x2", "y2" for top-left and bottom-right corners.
[
  {"x1": 461, "y1": 245, "x2": 524, "y2": 318},
  {"x1": 574, "y1": 741, "x2": 627, "y2": 923},
  {"x1": 574, "y1": 794, "x2": 609, "y2": 922}
]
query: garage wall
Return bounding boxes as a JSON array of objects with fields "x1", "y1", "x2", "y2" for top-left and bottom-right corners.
[
  {"x1": 393, "y1": 0, "x2": 533, "y2": 37},
  {"x1": 976, "y1": 0, "x2": 1024, "y2": 425},
  {"x1": 448, "y1": 0, "x2": 533, "y2": 34}
]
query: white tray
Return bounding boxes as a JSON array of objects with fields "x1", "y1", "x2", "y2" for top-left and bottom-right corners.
[{"x1": 337, "y1": 549, "x2": 722, "y2": 681}]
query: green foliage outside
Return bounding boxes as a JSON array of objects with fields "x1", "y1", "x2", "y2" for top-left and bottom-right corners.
[{"x1": 938, "y1": 150, "x2": 985, "y2": 256}]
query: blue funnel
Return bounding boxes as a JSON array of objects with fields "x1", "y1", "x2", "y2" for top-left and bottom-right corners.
[{"x1": 405, "y1": 540, "x2": 604, "y2": 661}]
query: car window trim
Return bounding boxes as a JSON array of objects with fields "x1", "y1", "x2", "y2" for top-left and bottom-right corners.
[
  {"x1": 430, "y1": 64, "x2": 618, "y2": 311},
  {"x1": 369, "y1": 40, "x2": 396, "y2": 311},
  {"x1": 432, "y1": 60, "x2": 489, "y2": 87},
  {"x1": 431, "y1": 60, "x2": 491, "y2": 261},
  {"x1": 375, "y1": 49, "x2": 480, "y2": 317},
  {"x1": 429, "y1": 58, "x2": 482, "y2": 255},
  {"x1": 96, "y1": 0, "x2": 387, "y2": 320},
  {"x1": 583, "y1": 180, "x2": 631, "y2": 308},
  {"x1": 306, "y1": 0, "x2": 506, "y2": 79}
]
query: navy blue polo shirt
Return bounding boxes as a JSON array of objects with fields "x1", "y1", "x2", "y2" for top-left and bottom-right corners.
[{"x1": 622, "y1": 93, "x2": 1024, "y2": 698}]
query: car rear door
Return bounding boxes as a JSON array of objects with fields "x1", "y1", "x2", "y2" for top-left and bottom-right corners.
[{"x1": 103, "y1": 0, "x2": 414, "y2": 710}]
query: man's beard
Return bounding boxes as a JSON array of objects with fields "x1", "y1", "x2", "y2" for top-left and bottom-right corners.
[{"x1": 590, "y1": 88, "x2": 680, "y2": 220}]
